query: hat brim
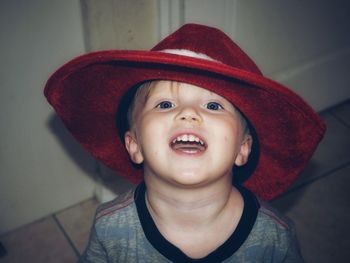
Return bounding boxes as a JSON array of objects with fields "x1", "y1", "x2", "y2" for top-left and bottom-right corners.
[{"x1": 45, "y1": 50, "x2": 325, "y2": 200}]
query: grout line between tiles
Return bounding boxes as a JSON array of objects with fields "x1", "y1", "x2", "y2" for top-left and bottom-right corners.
[
  {"x1": 328, "y1": 111, "x2": 350, "y2": 129},
  {"x1": 54, "y1": 197, "x2": 99, "y2": 217},
  {"x1": 52, "y1": 214, "x2": 81, "y2": 258},
  {"x1": 318, "y1": 98, "x2": 350, "y2": 116},
  {"x1": 273, "y1": 160, "x2": 350, "y2": 201}
]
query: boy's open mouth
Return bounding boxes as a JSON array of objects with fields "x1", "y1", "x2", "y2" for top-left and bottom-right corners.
[{"x1": 170, "y1": 134, "x2": 207, "y2": 154}]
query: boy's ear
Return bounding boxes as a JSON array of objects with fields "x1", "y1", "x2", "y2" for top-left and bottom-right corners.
[
  {"x1": 124, "y1": 131, "x2": 144, "y2": 164},
  {"x1": 235, "y1": 135, "x2": 253, "y2": 166}
]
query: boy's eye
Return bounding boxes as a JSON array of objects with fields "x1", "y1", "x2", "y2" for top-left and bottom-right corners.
[
  {"x1": 206, "y1": 102, "x2": 223, "y2": 111},
  {"x1": 156, "y1": 101, "x2": 174, "y2": 109}
]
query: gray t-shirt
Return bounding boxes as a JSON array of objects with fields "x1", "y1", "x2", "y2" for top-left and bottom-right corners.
[{"x1": 80, "y1": 183, "x2": 304, "y2": 263}]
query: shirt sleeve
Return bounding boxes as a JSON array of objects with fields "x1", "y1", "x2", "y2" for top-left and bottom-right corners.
[
  {"x1": 280, "y1": 222, "x2": 305, "y2": 263},
  {"x1": 257, "y1": 201, "x2": 305, "y2": 263},
  {"x1": 78, "y1": 225, "x2": 108, "y2": 263}
]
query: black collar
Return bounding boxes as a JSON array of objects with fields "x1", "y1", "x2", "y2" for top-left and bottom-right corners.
[{"x1": 135, "y1": 182, "x2": 259, "y2": 263}]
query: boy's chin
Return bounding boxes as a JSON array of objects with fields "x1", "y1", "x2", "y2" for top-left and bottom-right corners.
[
  {"x1": 144, "y1": 164, "x2": 233, "y2": 188},
  {"x1": 163, "y1": 172, "x2": 227, "y2": 189}
]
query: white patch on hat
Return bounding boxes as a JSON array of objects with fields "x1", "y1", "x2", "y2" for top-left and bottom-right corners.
[{"x1": 160, "y1": 49, "x2": 221, "y2": 63}]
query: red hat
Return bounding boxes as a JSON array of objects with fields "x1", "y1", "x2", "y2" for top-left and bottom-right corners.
[{"x1": 44, "y1": 23, "x2": 325, "y2": 200}]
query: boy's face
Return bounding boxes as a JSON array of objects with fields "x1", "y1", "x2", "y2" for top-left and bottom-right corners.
[{"x1": 125, "y1": 81, "x2": 252, "y2": 187}]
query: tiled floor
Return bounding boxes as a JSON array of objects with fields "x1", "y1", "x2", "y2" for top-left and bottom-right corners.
[
  {"x1": 0, "y1": 199, "x2": 99, "y2": 263},
  {"x1": 1, "y1": 100, "x2": 349, "y2": 263}
]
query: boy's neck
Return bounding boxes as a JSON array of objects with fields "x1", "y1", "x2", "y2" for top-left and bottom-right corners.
[
  {"x1": 143, "y1": 174, "x2": 244, "y2": 258},
  {"x1": 145, "y1": 176, "x2": 236, "y2": 224}
]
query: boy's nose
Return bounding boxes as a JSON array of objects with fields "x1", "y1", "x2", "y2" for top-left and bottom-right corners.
[{"x1": 176, "y1": 107, "x2": 202, "y2": 124}]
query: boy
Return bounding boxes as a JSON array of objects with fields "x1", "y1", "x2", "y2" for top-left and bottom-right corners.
[{"x1": 44, "y1": 24, "x2": 325, "y2": 262}]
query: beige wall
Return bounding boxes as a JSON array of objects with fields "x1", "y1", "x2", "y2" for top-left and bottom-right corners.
[{"x1": 0, "y1": 0, "x2": 96, "y2": 234}]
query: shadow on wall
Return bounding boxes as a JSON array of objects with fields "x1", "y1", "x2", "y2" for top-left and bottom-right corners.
[
  {"x1": 46, "y1": 114, "x2": 98, "y2": 180},
  {"x1": 46, "y1": 113, "x2": 133, "y2": 198}
]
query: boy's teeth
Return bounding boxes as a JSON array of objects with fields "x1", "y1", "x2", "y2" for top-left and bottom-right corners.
[{"x1": 173, "y1": 134, "x2": 205, "y2": 145}]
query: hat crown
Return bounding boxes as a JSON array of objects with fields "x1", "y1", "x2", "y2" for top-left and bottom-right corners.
[{"x1": 152, "y1": 24, "x2": 262, "y2": 75}]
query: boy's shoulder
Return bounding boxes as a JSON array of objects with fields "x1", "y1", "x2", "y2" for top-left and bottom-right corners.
[
  {"x1": 94, "y1": 187, "x2": 137, "y2": 226},
  {"x1": 234, "y1": 200, "x2": 304, "y2": 262},
  {"x1": 251, "y1": 199, "x2": 296, "y2": 244},
  {"x1": 257, "y1": 200, "x2": 294, "y2": 231},
  {"x1": 248, "y1": 200, "x2": 300, "y2": 250}
]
